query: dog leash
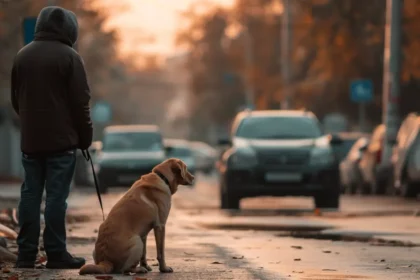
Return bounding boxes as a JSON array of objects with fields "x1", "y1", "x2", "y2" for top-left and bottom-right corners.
[{"x1": 82, "y1": 149, "x2": 105, "y2": 221}]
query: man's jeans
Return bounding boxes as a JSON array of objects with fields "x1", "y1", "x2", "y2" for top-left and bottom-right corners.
[{"x1": 17, "y1": 150, "x2": 76, "y2": 261}]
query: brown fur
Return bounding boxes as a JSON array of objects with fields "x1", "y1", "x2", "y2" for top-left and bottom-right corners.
[{"x1": 79, "y1": 158, "x2": 194, "y2": 275}]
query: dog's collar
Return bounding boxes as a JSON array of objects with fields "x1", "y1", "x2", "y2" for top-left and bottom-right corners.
[{"x1": 154, "y1": 170, "x2": 170, "y2": 187}]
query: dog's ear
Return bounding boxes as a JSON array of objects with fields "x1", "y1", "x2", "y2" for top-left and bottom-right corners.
[{"x1": 172, "y1": 159, "x2": 194, "y2": 185}]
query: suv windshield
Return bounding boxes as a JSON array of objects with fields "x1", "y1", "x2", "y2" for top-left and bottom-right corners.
[
  {"x1": 235, "y1": 116, "x2": 322, "y2": 139},
  {"x1": 103, "y1": 132, "x2": 163, "y2": 152}
]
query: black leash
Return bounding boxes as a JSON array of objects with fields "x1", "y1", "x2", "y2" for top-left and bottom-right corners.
[{"x1": 82, "y1": 149, "x2": 105, "y2": 221}]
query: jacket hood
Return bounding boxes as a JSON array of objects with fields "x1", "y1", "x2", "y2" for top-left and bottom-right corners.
[{"x1": 34, "y1": 6, "x2": 78, "y2": 47}]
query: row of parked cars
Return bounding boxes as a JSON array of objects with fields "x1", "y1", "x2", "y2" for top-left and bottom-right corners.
[
  {"x1": 339, "y1": 112, "x2": 420, "y2": 198},
  {"x1": 74, "y1": 125, "x2": 218, "y2": 193}
]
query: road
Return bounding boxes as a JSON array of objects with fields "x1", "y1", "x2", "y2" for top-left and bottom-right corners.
[{"x1": 1, "y1": 173, "x2": 420, "y2": 280}]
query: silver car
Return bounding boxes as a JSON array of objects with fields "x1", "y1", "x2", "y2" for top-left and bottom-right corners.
[{"x1": 339, "y1": 137, "x2": 370, "y2": 194}]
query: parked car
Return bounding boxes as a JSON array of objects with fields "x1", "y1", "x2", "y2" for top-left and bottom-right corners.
[
  {"x1": 164, "y1": 138, "x2": 196, "y2": 181},
  {"x1": 191, "y1": 141, "x2": 217, "y2": 174},
  {"x1": 393, "y1": 115, "x2": 420, "y2": 197},
  {"x1": 74, "y1": 141, "x2": 102, "y2": 187},
  {"x1": 392, "y1": 113, "x2": 419, "y2": 195},
  {"x1": 339, "y1": 136, "x2": 370, "y2": 194},
  {"x1": 358, "y1": 124, "x2": 388, "y2": 194},
  {"x1": 217, "y1": 110, "x2": 342, "y2": 210},
  {"x1": 333, "y1": 132, "x2": 369, "y2": 161},
  {"x1": 95, "y1": 125, "x2": 167, "y2": 193}
]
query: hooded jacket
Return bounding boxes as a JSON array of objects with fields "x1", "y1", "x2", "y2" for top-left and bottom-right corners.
[{"x1": 11, "y1": 6, "x2": 93, "y2": 155}]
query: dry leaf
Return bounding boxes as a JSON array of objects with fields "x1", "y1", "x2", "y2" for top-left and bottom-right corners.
[
  {"x1": 291, "y1": 246, "x2": 302, "y2": 249},
  {"x1": 322, "y1": 250, "x2": 331, "y2": 253},
  {"x1": 211, "y1": 261, "x2": 223, "y2": 264},
  {"x1": 294, "y1": 258, "x2": 301, "y2": 261},
  {"x1": 2, "y1": 268, "x2": 11, "y2": 273},
  {"x1": 232, "y1": 256, "x2": 244, "y2": 259}
]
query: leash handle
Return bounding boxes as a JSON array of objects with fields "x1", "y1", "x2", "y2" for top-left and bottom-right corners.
[{"x1": 82, "y1": 149, "x2": 105, "y2": 221}]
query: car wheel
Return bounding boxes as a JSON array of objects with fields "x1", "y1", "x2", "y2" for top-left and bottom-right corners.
[
  {"x1": 314, "y1": 188, "x2": 340, "y2": 209},
  {"x1": 220, "y1": 178, "x2": 240, "y2": 210},
  {"x1": 348, "y1": 183, "x2": 358, "y2": 195},
  {"x1": 399, "y1": 175, "x2": 418, "y2": 198},
  {"x1": 361, "y1": 182, "x2": 372, "y2": 195}
]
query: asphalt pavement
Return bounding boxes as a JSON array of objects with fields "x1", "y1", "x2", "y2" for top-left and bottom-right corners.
[{"x1": 1, "y1": 173, "x2": 420, "y2": 279}]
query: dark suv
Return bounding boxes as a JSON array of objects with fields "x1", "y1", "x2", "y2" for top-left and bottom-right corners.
[
  {"x1": 96, "y1": 125, "x2": 167, "y2": 193},
  {"x1": 217, "y1": 110, "x2": 341, "y2": 210}
]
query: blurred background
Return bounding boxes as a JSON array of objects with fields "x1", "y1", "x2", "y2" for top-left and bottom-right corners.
[{"x1": 0, "y1": 0, "x2": 419, "y2": 186}]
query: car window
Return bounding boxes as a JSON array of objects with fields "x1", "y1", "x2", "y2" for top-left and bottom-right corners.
[
  {"x1": 167, "y1": 146, "x2": 192, "y2": 157},
  {"x1": 103, "y1": 132, "x2": 163, "y2": 152},
  {"x1": 235, "y1": 116, "x2": 322, "y2": 139}
]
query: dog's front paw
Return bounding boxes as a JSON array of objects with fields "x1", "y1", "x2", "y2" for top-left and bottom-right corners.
[
  {"x1": 134, "y1": 266, "x2": 149, "y2": 274},
  {"x1": 159, "y1": 266, "x2": 173, "y2": 273},
  {"x1": 141, "y1": 263, "x2": 152, "y2": 272}
]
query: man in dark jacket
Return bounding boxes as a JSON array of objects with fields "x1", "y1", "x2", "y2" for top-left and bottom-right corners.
[{"x1": 11, "y1": 6, "x2": 92, "y2": 269}]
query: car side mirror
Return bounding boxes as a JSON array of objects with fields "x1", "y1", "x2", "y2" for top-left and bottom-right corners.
[
  {"x1": 359, "y1": 145, "x2": 368, "y2": 152},
  {"x1": 329, "y1": 134, "x2": 343, "y2": 145},
  {"x1": 164, "y1": 146, "x2": 173, "y2": 154},
  {"x1": 217, "y1": 138, "x2": 232, "y2": 146}
]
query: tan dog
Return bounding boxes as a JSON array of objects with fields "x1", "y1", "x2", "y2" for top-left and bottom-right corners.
[{"x1": 79, "y1": 158, "x2": 194, "y2": 275}]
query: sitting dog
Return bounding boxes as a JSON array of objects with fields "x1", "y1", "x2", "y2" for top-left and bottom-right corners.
[{"x1": 79, "y1": 158, "x2": 194, "y2": 275}]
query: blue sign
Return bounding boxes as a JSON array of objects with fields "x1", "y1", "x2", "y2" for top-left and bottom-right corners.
[
  {"x1": 92, "y1": 101, "x2": 112, "y2": 124},
  {"x1": 350, "y1": 79, "x2": 373, "y2": 103},
  {"x1": 23, "y1": 17, "x2": 37, "y2": 45}
]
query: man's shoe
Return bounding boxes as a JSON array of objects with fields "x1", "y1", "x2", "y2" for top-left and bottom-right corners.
[
  {"x1": 46, "y1": 251, "x2": 85, "y2": 269},
  {"x1": 15, "y1": 260, "x2": 35, "y2": 269}
]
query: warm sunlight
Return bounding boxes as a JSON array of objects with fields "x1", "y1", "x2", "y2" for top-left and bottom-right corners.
[{"x1": 101, "y1": 0, "x2": 235, "y2": 56}]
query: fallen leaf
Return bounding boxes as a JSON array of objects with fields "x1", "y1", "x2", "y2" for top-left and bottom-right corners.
[
  {"x1": 401, "y1": 264, "x2": 413, "y2": 268},
  {"x1": 184, "y1": 259, "x2": 196, "y2": 262},
  {"x1": 322, "y1": 250, "x2": 331, "y2": 254},
  {"x1": 36, "y1": 256, "x2": 47, "y2": 264},
  {"x1": 132, "y1": 277, "x2": 148, "y2": 280},
  {"x1": 95, "y1": 276, "x2": 113, "y2": 280},
  {"x1": 294, "y1": 258, "x2": 301, "y2": 261},
  {"x1": 291, "y1": 246, "x2": 302, "y2": 249},
  {"x1": 322, "y1": 269, "x2": 337, "y2": 271},
  {"x1": 232, "y1": 256, "x2": 244, "y2": 259},
  {"x1": 386, "y1": 266, "x2": 391, "y2": 270},
  {"x1": 7, "y1": 275, "x2": 19, "y2": 280},
  {"x1": 380, "y1": 259, "x2": 386, "y2": 262},
  {"x1": 211, "y1": 261, "x2": 223, "y2": 264}
]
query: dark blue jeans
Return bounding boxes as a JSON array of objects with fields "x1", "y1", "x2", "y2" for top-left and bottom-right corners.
[{"x1": 17, "y1": 150, "x2": 76, "y2": 261}]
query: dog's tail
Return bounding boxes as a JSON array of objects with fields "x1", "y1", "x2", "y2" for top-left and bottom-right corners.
[{"x1": 79, "y1": 261, "x2": 113, "y2": 275}]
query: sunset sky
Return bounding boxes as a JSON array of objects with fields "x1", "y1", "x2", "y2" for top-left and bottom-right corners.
[{"x1": 102, "y1": 0, "x2": 235, "y2": 57}]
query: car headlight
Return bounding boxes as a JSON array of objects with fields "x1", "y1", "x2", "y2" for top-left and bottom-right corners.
[
  {"x1": 309, "y1": 148, "x2": 335, "y2": 165},
  {"x1": 309, "y1": 136, "x2": 335, "y2": 166},
  {"x1": 228, "y1": 150, "x2": 258, "y2": 168}
]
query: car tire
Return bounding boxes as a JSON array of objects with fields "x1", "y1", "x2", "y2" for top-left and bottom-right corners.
[
  {"x1": 399, "y1": 175, "x2": 418, "y2": 198},
  {"x1": 348, "y1": 183, "x2": 358, "y2": 195},
  {"x1": 220, "y1": 179, "x2": 240, "y2": 210},
  {"x1": 314, "y1": 188, "x2": 340, "y2": 209}
]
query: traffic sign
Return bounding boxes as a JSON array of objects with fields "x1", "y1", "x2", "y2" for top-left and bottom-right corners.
[
  {"x1": 92, "y1": 101, "x2": 112, "y2": 124},
  {"x1": 350, "y1": 79, "x2": 373, "y2": 103},
  {"x1": 22, "y1": 17, "x2": 37, "y2": 45}
]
